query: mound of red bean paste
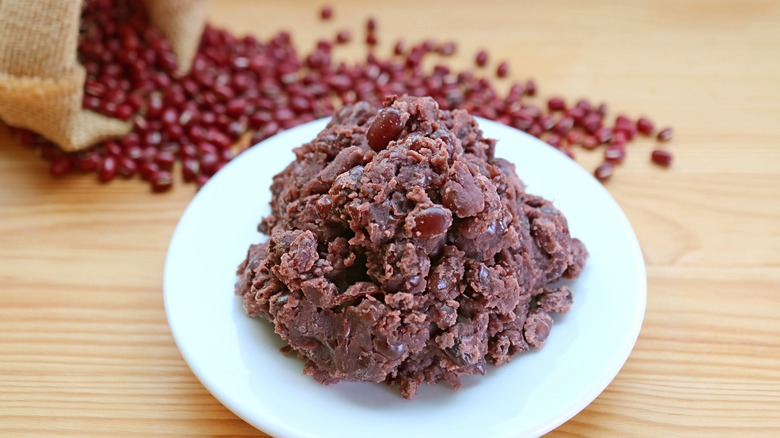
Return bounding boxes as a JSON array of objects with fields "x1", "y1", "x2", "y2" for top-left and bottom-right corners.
[{"x1": 235, "y1": 96, "x2": 587, "y2": 398}]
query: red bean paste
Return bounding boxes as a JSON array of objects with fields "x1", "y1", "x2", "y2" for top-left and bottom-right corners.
[{"x1": 235, "y1": 96, "x2": 588, "y2": 399}]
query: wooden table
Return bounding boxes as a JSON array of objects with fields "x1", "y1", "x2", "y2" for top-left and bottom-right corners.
[{"x1": 2, "y1": 0, "x2": 779, "y2": 436}]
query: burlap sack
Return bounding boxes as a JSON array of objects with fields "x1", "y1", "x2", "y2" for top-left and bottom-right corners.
[
  {"x1": 0, "y1": 0, "x2": 207, "y2": 152},
  {"x1": 143, "y1": 0, "x2": 208, "y2": 76}
]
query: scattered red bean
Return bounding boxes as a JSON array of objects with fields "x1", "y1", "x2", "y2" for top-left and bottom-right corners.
[
  {"x1": 496, "y1": 62, "x2": 509, "y2": 78},
  {"x1": 582, "y1": 113, "x2": 602, "y2": 134},
  {"x1": 138, "y1": 161, "x2": 159, "y2": 181},
  {"x1": 604, "y1": 145, "x2": 626, "y2": 164},
  {"x1": 13, "y1": 0, "x2": 672, "y2": 190},
  {"x1": 154, "y1": 151, "x2": 176, "y2": 170},
  {"x1": 553, "y1": 117, "x2": 573, "y2": 136},
  {"x1": 614, "y1": 115, "x2": 637, "y2": 141},
  {"x1": 475, "y1": 50, "x2": 488, "y2": 67},
  {"x1": 115, "y1": 104, "x2": 134, "y2": 121},
  {"x1": 99, "y1": 156, "x2": 118, "y2": 183},
  {"x1": 594, "y1": 162, "x2": 614, "y2": 182},
  {"x1": 594, "y1": 127, "x2": 613, "y2": 144},
  {"x1": 566, "y1": 130, "x2": 582, "y2": 146},
  {"x1": 393, "y1": 40, "x2": 405, "y2": 56},
  {"x1": 651, "y1": 149, "x2": 673, "y2": 167},
  {"x1": 581, "y1": 135, "x2": 599, "y2": 150},
  {"x1": 199, "y1": 153, "x2": 220, "y2": 175},
  {"x1": 525, "y1": 79, "x2": 537, "y2": 96},
  {"x1": 611, "y1": 131, "x2": 627, "y2": 147},
  {"x1": 49, "y1": 157, "x2": 72, "y2": 178},
  {"x1": 195, "y1": 174, "x2": 210, "y2": 188},
  {"x1": 547, "y1": 97, "x2": 565, "y2": 112},
  {"x1": 437, "y1": 41, "x2": 456, "y2": 56},
  {"x1": 151, "y1": 170, "x2": 173, "y2": 192},
  {"x1": 637, "y1": 117, "x2": 654, "y2": 135},
  {"x1": 657, "y1": 127, "x2": 673, "y2": 142},
  {"x1": 118, "y1": 156, "x2": 137, "y2": 178},
  {"x1": 336, "y1": 30, "x2": 351, "y2": 44}
]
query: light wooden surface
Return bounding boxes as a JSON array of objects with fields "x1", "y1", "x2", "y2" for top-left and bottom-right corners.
[{"x1": 2, "y1": 0, "x2": 780, "y2": 436}]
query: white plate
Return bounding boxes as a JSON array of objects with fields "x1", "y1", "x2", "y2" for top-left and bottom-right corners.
[{"x1": 164, "y1": 117, "x2": 646, "y2": 438}]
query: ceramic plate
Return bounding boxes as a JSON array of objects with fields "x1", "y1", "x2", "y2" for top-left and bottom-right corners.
[{"x1": 164, "y1": 117, "x2": 646, "y2": 438}]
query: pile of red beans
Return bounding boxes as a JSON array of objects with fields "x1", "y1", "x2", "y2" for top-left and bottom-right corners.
[{"x1": 11, "y1": 0, "x2": 673, "y2": 192}]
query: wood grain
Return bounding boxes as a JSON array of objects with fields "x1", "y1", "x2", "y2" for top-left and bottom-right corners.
[{"x1": 1, "y1": 0, "x2": 779, "y2": 436}]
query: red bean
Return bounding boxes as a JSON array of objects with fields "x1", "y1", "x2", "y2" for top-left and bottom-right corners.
[
  {"x1": 83, "y1": 96, "x2": 101, "y2": 111},
  {"x1": 99, "y1": 156, "x2": 118, "y2": 183},
  {"x1": 546, "y1": 134, "x2": 562, "y2": 148},
  {"x1": 582, "y1": 113, "x2": 602, "y2": 134},
  {"x1": 637, "y1": 117, "x2": 654, "y2": 135},
  {"x1": 115, "y1": 103, "x2": 134, "y2": 120},
  {"x1": 614, "y1": 115, "x2": 637, "y2": 140},
  {"x1": 105, "y1": 141, "x2": 122, "y2": 157},
  {"x1": 594, "y1": 162, "x2": 614, "y2": 182},
  {"x1": 366, "y1": 107, "x2": 404, "y2": 151},
  {"x1": 150, "y1": 171, "x2": 173, "y2": 192},
  {"x1": 144, "y1": 131, "x2": 162, "y2": 147},
  {"x1": 547, "y1": 97, "x2": 566, "y2": 112},
  {"x1": 182, "y1": 158, "x2": 199, "y2": 182},
  {"x1": 615, "y1": 114, "x2": 632, "y2": 128},
  {"x1": 207, "y1": 130, "x2": 232, "y2": 149},
  {"x1": 336, "y1": 30, "x2": 351, "y2": 44},
  {"x1": 594, "y1": 127, "x2": 613, "y2": 144},
  {"x1": 161, "y1": 107, "x2": 178, "y2": 125},
  {"x1": 553, "y1": 116, "x2": 574, "y2": 136},
  {"x1": 657, "y1": 127, "x2": 673, "y2": 142},
  {"x1": 155, "y1": 151, "x2": 176, "y2": 170},
  {"x1": 49, "y1": 157, "x2": 72, "y2": 178},
  {"x1": 567, "y1": 106, "x2": 585, "y2": 123},
  {"x1": 524, "y1": 79, "x2": 537, "y2": 96},
  {"x1": 437, "y1": 41, "x2": 456, "y2": 56},
  {"x1": 576, "y1": 99, "x2": 593, "y2": 112},
  {"x1": 180, "y1": 144, "x2": 197, "y2": 158},
  {"x1": 611, "y1": 131, "x2": 627, "y2": 147},
  {"x1": 496, "y1": 62, "x2": 509, "y2": 78},
  {"x1": 195, "y1": 174, "x2": 209, "y2": 188},
  {"x1": 138, "y1": 161, "x2": 159, "y2": 181},
  {"x1": 164, "y1": 124, "x2": 184, "y2": 142},
  {"x1": 393, "y1": 40, "x2": 405, "y2": 56},
  {"x1": 475, "y1": 50, "x2": 488, "y2": 67},
  {"x1": 604, "y1": 145, "x2": 626, "y2": 164},
  {"x1": 538, "y1": 115, "x2": 555, "y2": 131},
  {"x1": 34, "y1": 0, "x2": 675, "y2": 193},
  {"x1": 566, "y1": 130, "x2": 582, "y2": 145},
  {"x1": 77, "y1": 153, "x2": 101, "y2": 172},
  {"x1": 528, "y1": 124, "x2": 543, "y2": 138},
  {"x1": 651, "y1": 149, "x2": 673, "y2": 166},
  {"x1": 411, "y1": 206, "x2": 451, "y2": 239},
  {"x1": 118, "y1": 156, "x2": 137, "y2": 177},
  {"x1": 226, "y1": 99, "x2": 248, "y2": 117},
  {"x1": 581, "y1": 135, "x2": 599, "y2": 150},
  {"x1": 200, "y1": 153, "x2": 220, "y2": 175}
]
